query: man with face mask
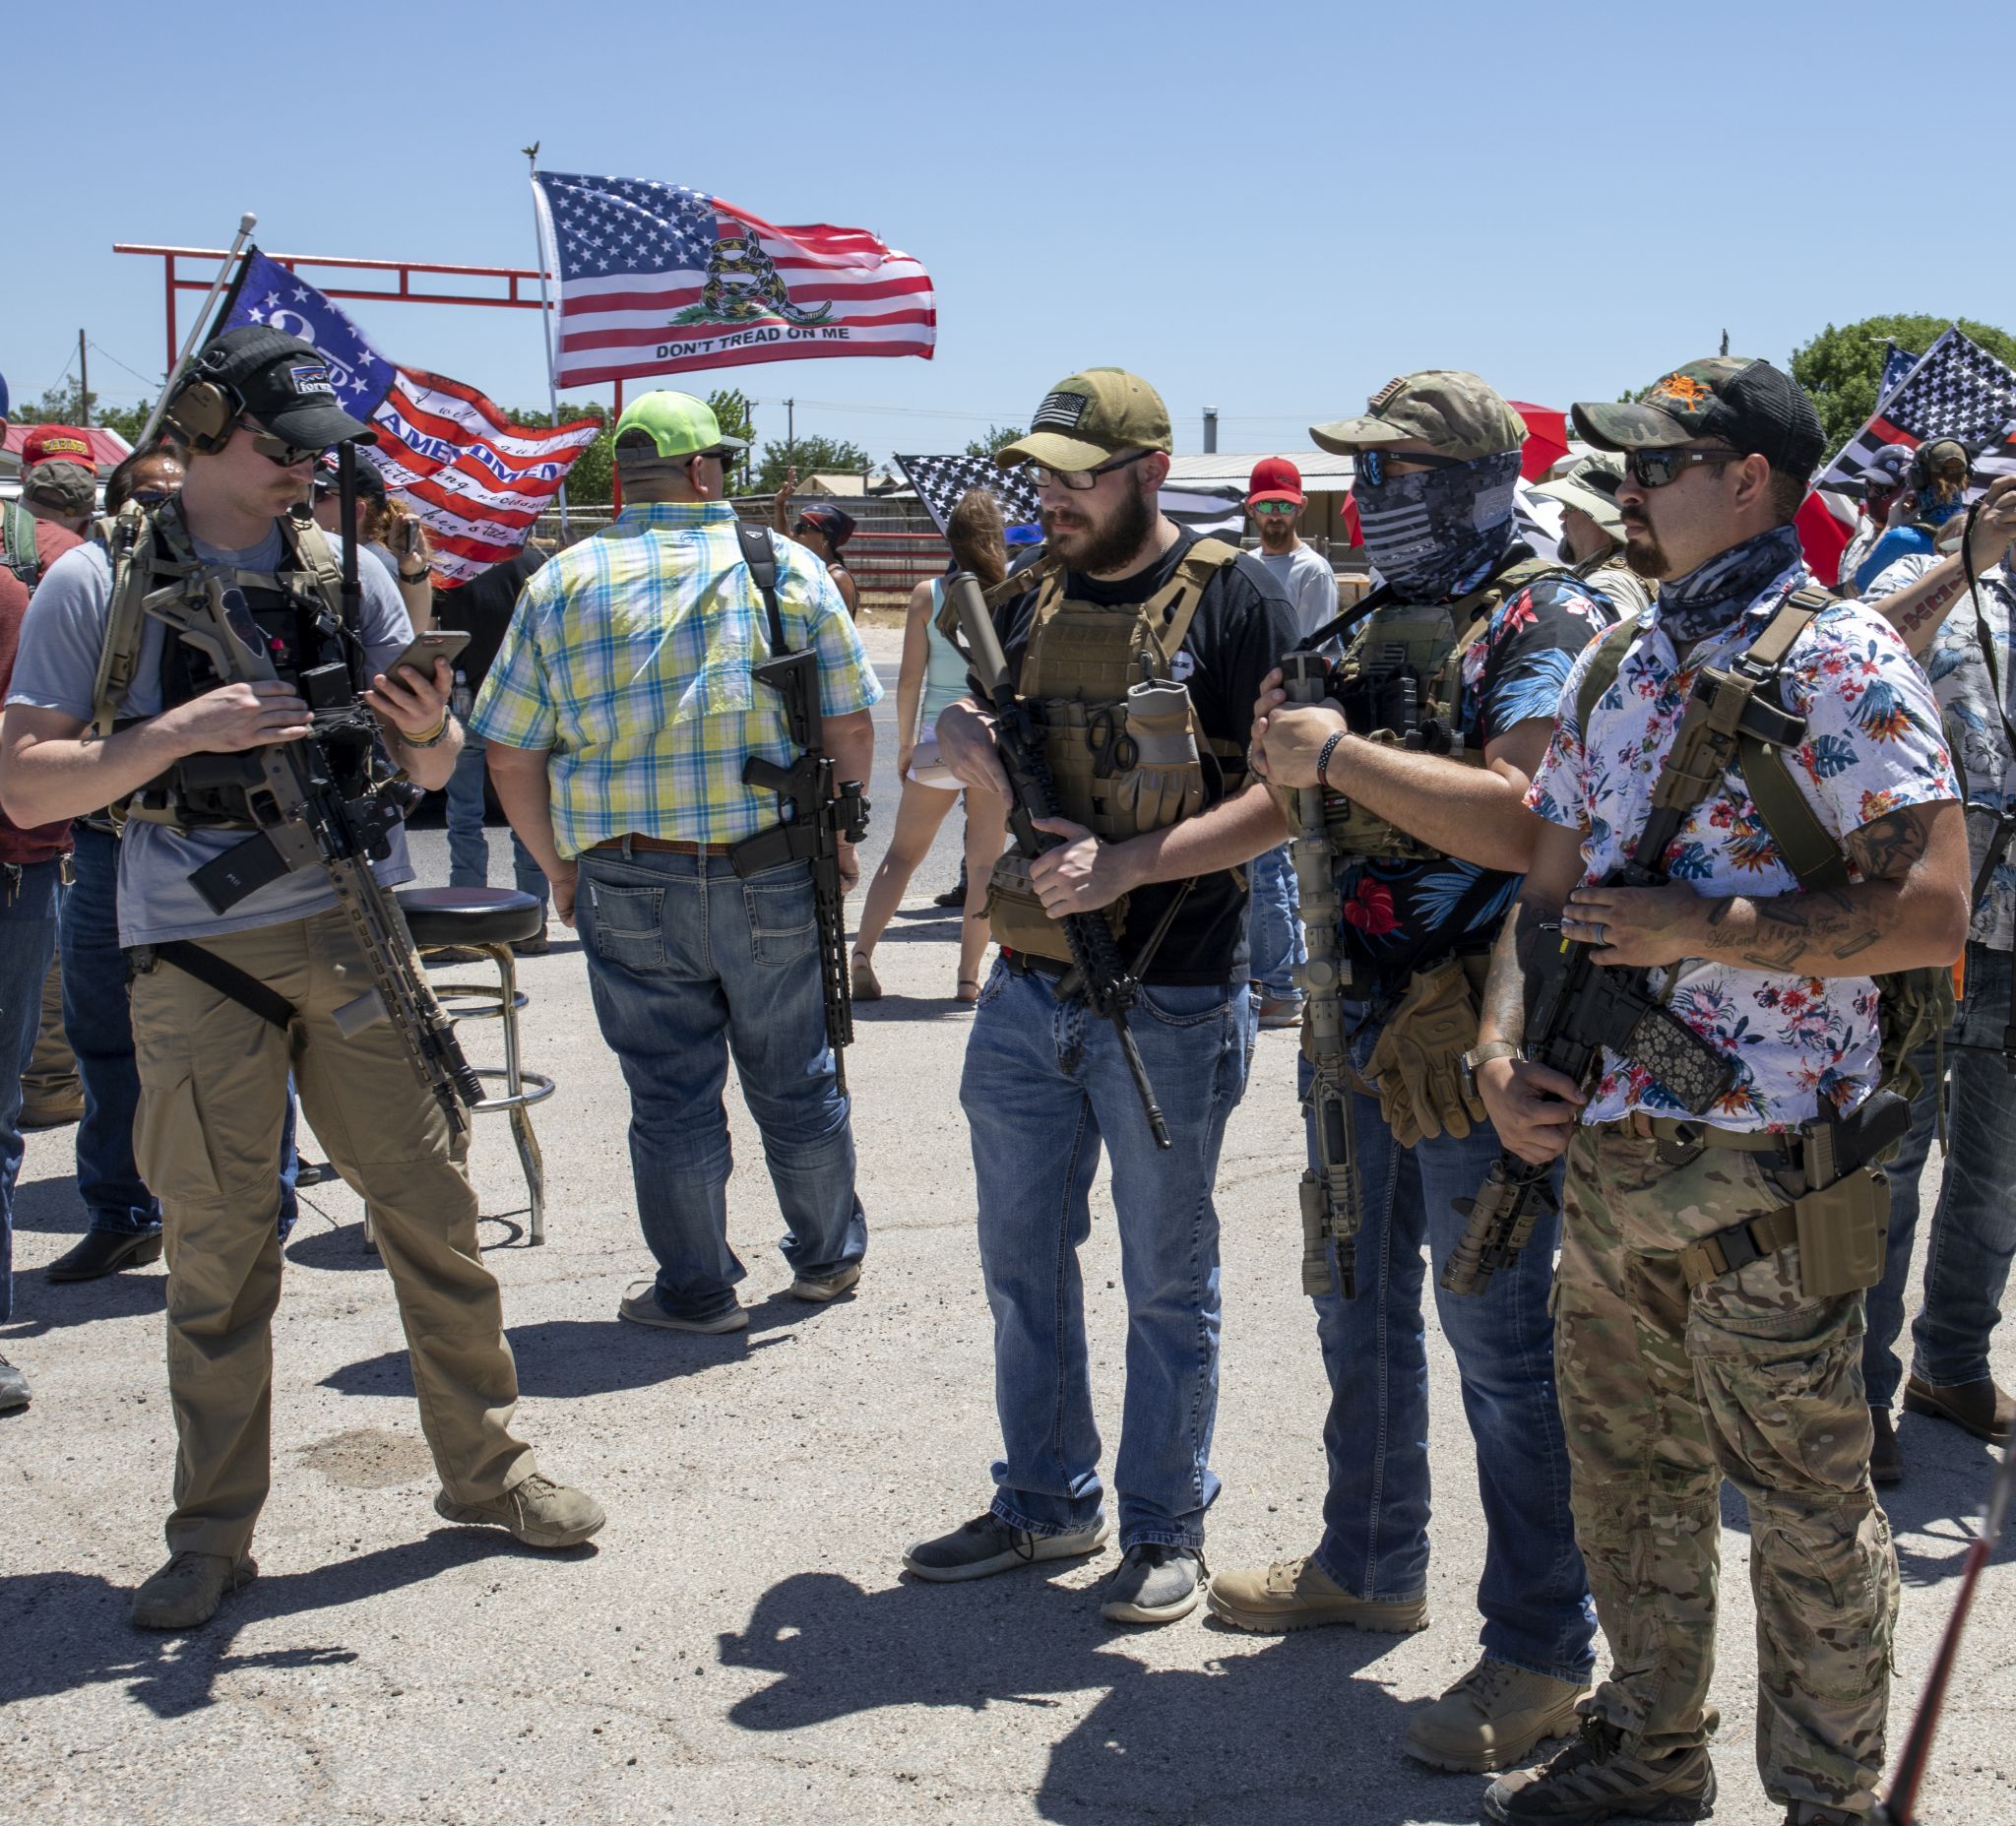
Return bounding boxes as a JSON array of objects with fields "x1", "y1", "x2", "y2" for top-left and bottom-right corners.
[
  {"x1": 1475, "y1": 357, "x2": 1969, "y2": 1825},
  {"x1": 1221, "y1": 373, "x2": 1609, "y2": 1777},
  {"x1": 906, "y1": 368, "x2": 1300, "y2": 1627}
]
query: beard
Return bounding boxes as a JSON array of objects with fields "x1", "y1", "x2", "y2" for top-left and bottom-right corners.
[
  {"x1": 1043, "y1": 478, "x2": 1158, "y2": 576},
  {"x1": 1622, "y1": 522, "x2": 1670, "y2": 579},
  {"x1": 1256, "y1": 516, "x2": 1294, "y2": 551}
]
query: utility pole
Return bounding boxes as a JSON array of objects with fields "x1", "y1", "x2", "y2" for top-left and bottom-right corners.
[
  {"x1": 786, "y1": 398, "x2": 795, "y2": 471},
  {"x1": 78, "y1": 330, "x2": 90, "y2": 427},
  {"x1": 1720, "y1": 328, "x2": 1730, "y2": 357},
  {"x1": 1202, "y1": 406, "x2": 1218, "y2": 454}
]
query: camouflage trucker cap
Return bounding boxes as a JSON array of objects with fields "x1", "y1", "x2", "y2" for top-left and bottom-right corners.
[
  {"x1": 1573, "y1": 357, "x2": 1826, "y2": 479},
  {"x1": 1309, "y1": 371, "x2": 1526, "y2": 460}
]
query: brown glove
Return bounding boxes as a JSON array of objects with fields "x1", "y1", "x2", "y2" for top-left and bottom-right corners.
[{"x1": 1362, "y1": 958, "x2": 1486, "y2": 1149}]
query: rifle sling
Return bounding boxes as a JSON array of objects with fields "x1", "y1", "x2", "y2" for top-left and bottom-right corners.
[
  {"x1": 151, "y1": 940, "x2": 296, "y2": 1032},
  {"x1": 737, "y1": 522, "x2": 789, "y2": 659}
]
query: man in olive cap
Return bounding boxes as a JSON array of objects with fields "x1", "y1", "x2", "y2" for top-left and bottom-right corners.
[
  {"x1": 1532, "y1": 454, "x2": 1653, "y2": 621},
  {"x1": 907, "y1": 368, "x2": 1301, "y2": 1625},
  {"x1": 3, "y1": 324, "x2": 605, "y2": 1627},
  {"x1": 1475, "y1": 355, "x2": 1969, "y2": 1824},
  {"x1": 477, "y1": 388, "x2": 878, "y2": 1333},
  {"x1": 1227, "y1": 371, "x2": 1608, "y2": 1774}
]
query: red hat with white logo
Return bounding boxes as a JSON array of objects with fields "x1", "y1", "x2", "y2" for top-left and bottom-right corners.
[
  {"x1": 1245, "y1": 455, "x2": 1305, "y2": 507},
  {"x1": 22, "y1": 425, "x2": 97, "y2": 471}
]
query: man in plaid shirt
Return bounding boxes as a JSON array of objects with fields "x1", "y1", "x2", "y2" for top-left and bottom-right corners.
[{"x1": 477, "y1": 391, "x2": 881, "y2": 1332}]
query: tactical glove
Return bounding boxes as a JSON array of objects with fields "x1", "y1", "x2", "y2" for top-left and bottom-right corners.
[{"x1": 1362, "y1": 958, "x2": 1486, "y2": 1148}]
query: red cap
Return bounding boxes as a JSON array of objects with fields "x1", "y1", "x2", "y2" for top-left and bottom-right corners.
[
  {"x1": 1245, "y1": 455, "x2": 1304, "y2": 507},
  {"x1": 22, "y1": 425, "x2": 96, "y2": 471}
]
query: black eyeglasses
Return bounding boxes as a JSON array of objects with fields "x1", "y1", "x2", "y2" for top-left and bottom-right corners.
[
  {"x1": 1623, "y1": 447, "x2": 1748, "y2": 490},
  {"x1": 1023, "y1": 449, "x2": 1154, "y2": 492},
  {"x1": 1354, "y1": 448, "x2": 1469, "y2": 488}
]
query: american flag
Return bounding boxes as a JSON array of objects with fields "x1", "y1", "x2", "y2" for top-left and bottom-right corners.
[
  {"x1": 220, "y1": 250, "x2": 599, "y2": 586},
  {"x1": 895, "y1": 454, "x2": 1042, "y2": 537},
  {"x1": 1818, "y1": 325, "x2": 2016, "y2": 493},
  {"x1": 533, "y1": 170, "x2": 935, "y2": 387}
]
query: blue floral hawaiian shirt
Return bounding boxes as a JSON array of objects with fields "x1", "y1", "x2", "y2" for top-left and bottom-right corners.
[{"x1": 1529, "y1": 562, "x2": 1959, "y2": 1132}]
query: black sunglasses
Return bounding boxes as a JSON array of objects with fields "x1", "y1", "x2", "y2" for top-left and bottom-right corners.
[
  {"x1": 1354, "y1": 448, "x2": 1469, "y2": 488},
  {"x1": 1623, "y1": 447, "x2": 1748, "y2": 490},
  {"x1": 238, "y1": 418, "x2": 319, "y2": 469},
  {"x1": 1023, "y1": 449, "x2": 1154, "y2": 492}
]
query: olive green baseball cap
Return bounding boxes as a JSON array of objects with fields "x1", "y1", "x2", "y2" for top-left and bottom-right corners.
[
  {"x1": 613, "y1": 389, "x2": 748, "y2": 459},
  {"x1": 1310, "y1": 370, "x2": 1526, "y2": 459},
  {"x1": 994, "y1": 368, "x2": 1172, "y2": 472}
]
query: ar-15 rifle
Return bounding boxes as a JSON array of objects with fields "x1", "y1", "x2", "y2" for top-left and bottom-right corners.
[
  {"x1": 1438, "y1": 627, "x2": 1808, "y2": 1295},
  {"x1": 943, "y1": 569, "x2": 1172, "y2": 1150},
  {"x1": 147, "y1": 554, "x2": 484, "y2": 1138},
  {"x1": 1280, "y1": 652, "x2": 1360, "y2": 1297},
  {"x1": 728, "y1": 525, "x2": 870, "y2": 1094}
]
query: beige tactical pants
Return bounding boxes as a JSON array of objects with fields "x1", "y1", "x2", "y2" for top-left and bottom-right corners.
[
  {"x1": 1555, "y1": 1122, "x2": 1898, "y2": 1819},
  {"x1": 130, "y1": 906, "x2": 535, "y2": 1560}
]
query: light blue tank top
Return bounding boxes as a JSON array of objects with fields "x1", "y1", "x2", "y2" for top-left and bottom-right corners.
[{"x1": 921, "y1": 576, "x2": 969, "y2": 724}]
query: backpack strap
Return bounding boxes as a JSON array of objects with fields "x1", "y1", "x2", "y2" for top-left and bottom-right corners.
[
  {"x1": 273, "y1": 509, "x2": 351, "y2": 625},
  {"x1": 91, "y1": 502, "x2": 166, "y2": 738},
  {"x1": 3, "y1": 500, "x2": 40, "y2": 588},
  {"x1": 1149, "y1": 535, "x2": 1241, "y2": 665},
  {"x1": 736, "y1": 521, "x2": 789, "y2": 657},
  {"x1": 1574, "y1": 617, "x2": 1641, "y2": 735}
]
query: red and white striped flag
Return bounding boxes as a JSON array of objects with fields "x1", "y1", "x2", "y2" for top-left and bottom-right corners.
[
  {"x1": 533, "y1": 170, "x2": 935, "y2": 386},
  {"x1": 368, "y1": 370, "x2": 602, "y2": 587}
]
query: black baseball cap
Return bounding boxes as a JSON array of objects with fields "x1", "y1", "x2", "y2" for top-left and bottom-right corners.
[
  {"x1": 185, "y1": 325, "x2": 378, "y2": 449},
  {"x1": 313, "y1": 451, "x2": 387, "y2": 499},
  {"x1": 1573, "y1": 357, "x2": 1825, "y2": 481}
]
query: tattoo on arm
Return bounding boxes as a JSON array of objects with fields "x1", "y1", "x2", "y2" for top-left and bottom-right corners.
[
  {"x1": 1737, "y1": 887, "x2": 1881, "y2": 971},
  {"x1": 1846, "y1": 805, "x2": 1935, "y2": 882},
  {"x1": 1893, "y1": 571, "x2": 1970, "y2": 637}
]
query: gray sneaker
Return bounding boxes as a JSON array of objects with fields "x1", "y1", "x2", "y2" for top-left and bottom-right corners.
[
  {"x1": 1100, "y1": 1544, "x2": 1206, "y2": 1624},
  {"x1": 0, "y1": 1354, "x2": 29, "y2": 1414},
  {"x1": 790, "y1": 1262, "x2": 861, "y2": 1303},
  {"x1": 131, "y1": 1550, "x2": 258, "y2": 1630},
  {"x1": 904, "y1": 1511, "x2": 1108, "y2": 1583}
]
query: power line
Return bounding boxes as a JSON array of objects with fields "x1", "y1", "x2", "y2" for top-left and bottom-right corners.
[{"x1": 88, "y1": 340, "x2": 164, "y2": 389}]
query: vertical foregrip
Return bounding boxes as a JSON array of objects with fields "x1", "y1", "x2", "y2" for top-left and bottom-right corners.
[{"x1": 1281, "y1": 652, "x2": 1358, "y2": 1299}]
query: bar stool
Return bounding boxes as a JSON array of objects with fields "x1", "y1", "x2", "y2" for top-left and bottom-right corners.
[{"x1": 396, "y1": 886, "x2": 555, "y2": 1245}]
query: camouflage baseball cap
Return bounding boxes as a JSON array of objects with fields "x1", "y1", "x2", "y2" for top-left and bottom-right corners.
[
  {"x1": 1309, "y1": 371, "x2": 1526, "y2": 460},
  {"x1": 1573, "y1": 357, "x2": 1826, "y2": 479},
  {"x1": 994, "y1": 369, "x2": 1172, "y2": 472},
  {"x1": 1532, "y1": 454, "x2": 1627, "y2": 539}
]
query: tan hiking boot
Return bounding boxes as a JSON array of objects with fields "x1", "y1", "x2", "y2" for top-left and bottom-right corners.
[
  {"x1": 434, "y1": 1473, "x2": 605, "y2": 1548},
  {"x1": 1484, "y1": 1715, "x2": 1716, "y2": 1822},
  {"x1": 131, "y1": 1550, "x2": 258, "y2": 1630},
  {"x1": 1406, "y1": 1654, "x2": 1590, "y2": 1772},
  {"x1": 1204, "y1": 1554, "x2": 1427, "y2": 1634}
]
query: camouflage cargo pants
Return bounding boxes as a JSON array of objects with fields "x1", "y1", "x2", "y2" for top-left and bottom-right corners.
[{"x1": 1555, "y1": 1122, "x2": 1899, "y2": 1818}]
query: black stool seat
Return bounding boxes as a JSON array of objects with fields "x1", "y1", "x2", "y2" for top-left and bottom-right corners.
[{"x1": 399, "y1": 886, "x2": 544, "y2": 948}]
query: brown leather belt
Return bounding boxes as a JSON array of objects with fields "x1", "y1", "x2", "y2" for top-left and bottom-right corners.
[{"x1": 589, "y1": 835, "x2": 735, "y2": 856}]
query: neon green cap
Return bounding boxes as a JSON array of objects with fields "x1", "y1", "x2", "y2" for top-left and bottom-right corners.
[{"x1": 613, "y1": 390, "x2": 748, "y2": 459}]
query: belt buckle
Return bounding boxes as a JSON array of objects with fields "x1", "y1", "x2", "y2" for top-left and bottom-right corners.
[{"x1": 1655, "y1": 1119, "x2": 1705, "y2": 1167}]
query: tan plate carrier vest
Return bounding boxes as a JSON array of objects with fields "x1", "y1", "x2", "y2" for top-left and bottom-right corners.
[{"x1": 984, "y1": 537, "x2": 1243, "y2": 965}]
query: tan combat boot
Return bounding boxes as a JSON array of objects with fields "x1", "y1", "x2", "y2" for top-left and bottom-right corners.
[
  {"x1": 131, "y1": 1550, "x2": 259, "y2": 1630},
  {"x1": 1203, "y1": 1553, "x2": 1427, "y2": 1634},
  {"x1": 434, "y1": 1473, "x2": 605, "y2": 1548},
  {"x1": 1405, "y1": 1654, "x2": 1590, "y2": 1772}
]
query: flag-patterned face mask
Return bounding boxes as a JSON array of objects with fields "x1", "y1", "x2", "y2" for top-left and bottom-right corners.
[{"x1": 1354, "y1": 447, "x2": 1522, "y2": 601}]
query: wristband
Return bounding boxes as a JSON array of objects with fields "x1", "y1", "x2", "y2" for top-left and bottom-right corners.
[
  {"x1": 398, "y1": 565, "x2": 429, "y2": 583},
  {"x1": 401, "y1": 713, "x2": 453, "y2": 750},
  {"x1": 1315, "y1": 730, "x2": 1347, "y2": 788}
]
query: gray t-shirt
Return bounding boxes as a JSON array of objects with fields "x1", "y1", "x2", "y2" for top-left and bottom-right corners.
[
  {"x1": 8, "y1": 525, "x2": 416, "y2": 945},
  {"x1": 1256, "y1": 541, "x2": 1338, "y2": 640}
]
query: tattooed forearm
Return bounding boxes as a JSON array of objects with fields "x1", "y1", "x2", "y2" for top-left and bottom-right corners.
[
  {"x1": 1847, "y1": 805, "x2": 1936, "y2": 881},
  {"x1": 1890, "y1": 570, "x2": 1970, "y2": 639},
  {"x1": 1726, "y1": 887, "x2": 1887, "y2": 972}
]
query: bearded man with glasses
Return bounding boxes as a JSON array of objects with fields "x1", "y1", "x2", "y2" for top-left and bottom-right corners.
[
  {"x1": 904, "y1": 369, "x2": 1301, "y2": 1626},
  {"x1": 1471, "y1": 358, "x2": 1969, "y2": 1825},
  {"x1": 2, "y1": 326, "x2": 603, "y2": 1629}
]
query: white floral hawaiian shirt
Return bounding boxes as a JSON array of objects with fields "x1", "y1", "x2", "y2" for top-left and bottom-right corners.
[{"x1": 1529, "y1": 562, "x2": 1959, "y2": 1132}]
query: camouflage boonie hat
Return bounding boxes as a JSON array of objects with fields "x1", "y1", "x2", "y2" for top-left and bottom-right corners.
[
  {"x1": 1574, "y1": 357, "x2": 1826, "y2": 479},
  {"x1": 995, "y1": 369, "x2": 1172, "y2": 472},
  {"x1": 1309, "y1": 370, "x2": 1526, "y2": 460}
]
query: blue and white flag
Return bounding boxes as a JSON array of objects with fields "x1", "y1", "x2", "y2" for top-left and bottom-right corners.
[{"x1": 220, "y1": 249, "x2": 393, "y2": 417}]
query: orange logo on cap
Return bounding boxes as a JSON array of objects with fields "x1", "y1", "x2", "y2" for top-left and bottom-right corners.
[{"x1": 1648, "y1": 372, "x2": 1713, "y2": 411}]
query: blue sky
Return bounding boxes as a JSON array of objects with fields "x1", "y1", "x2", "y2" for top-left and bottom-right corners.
[{"x1": 11, "y1": 0, "x2": 2012, "y2": 466}]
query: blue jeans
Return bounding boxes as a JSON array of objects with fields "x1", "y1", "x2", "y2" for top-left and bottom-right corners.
[
  {"x1": 61, "y1": 826, "x2": 299, "y2": 1240},
  {"x1": 1864, "y1": 943, "x2": 2016, "y2": 1405},
  {"x1": 1245, "y1": 844, "x2": 1304, "y2": 1001},
  {"x1": 574, "y1": 845, "x2": 865, "y2": 1320},
  {"x1": 2, "y1": 859, "x2": 62, "y2": 1323},
  {"x1": 447, "y1": 728, "x2": 547, "y2": 905},
  {"x1": 962, "y1": 961, "x2": 1253, "y2": 1550},
  {"x1": 1305, "y1": 1004, "x2": 1596, "y2": 1683}
]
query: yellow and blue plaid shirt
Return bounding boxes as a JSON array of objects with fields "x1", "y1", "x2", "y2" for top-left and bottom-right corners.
[{"x1": 471, "y1": 502, "x2": 882, "y2": 855}]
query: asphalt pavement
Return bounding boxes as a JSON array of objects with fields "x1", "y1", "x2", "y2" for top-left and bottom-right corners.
[{"x1": 2, "y1": 624, "x2": 2011, "y2": 1825}]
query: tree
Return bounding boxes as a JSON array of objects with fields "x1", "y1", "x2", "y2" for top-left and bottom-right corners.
[
  {"x1": 507, "y1": 398, "x2": 612, "y2": 503},
  {"x1": 707, "y1": 389, "x2": 756, "y2": 491},
  {"x1": 754, "y1": 432, "x2": 869, "y2": 496},
  {"x1": 10, "y1": 377, "x2": 153, "y2": 445},
  {"x1": 1790, "y1": 314, "x2": 2016, "y2": 454},
  {"x1": 964, "y1": 424, "x2": 1023, "y2": 459}
]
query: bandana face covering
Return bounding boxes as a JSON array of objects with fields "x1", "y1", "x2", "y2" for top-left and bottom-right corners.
[
  {"x1": 1354, "y1": 448, "x2": 1523, "y2": 601},
  {"x1": 1656, "y1": 523, "x2": 1805, "y2": 647}
]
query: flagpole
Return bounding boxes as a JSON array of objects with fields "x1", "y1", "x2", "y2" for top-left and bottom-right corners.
[
  {"x1": 525, "y1": 148, "x2": 571, "y2": 538},
  {"x1": 137, "y1": 211, "x2": 255, "y2": 450}
]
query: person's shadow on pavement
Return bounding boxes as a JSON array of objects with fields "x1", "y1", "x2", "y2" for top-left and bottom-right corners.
[{"x1": 717, "y1": 1569, "x2": 1481, "y2": 1826}]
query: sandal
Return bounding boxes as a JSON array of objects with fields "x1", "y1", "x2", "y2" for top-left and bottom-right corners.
[
  {"x1": 851, "y1": 949, "x2": 883, "y2": 1001},
  {"x1": 957, "y1": 977, "x2": 981, "y2": 1004}
]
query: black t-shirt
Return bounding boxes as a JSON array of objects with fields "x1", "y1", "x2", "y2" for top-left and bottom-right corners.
[
  {"x1": 989, "y1": 530, "x2": 1301, "y2": 985},
  {"x1": 439, "y1": 548, "x2": 546, "y2": 688}
]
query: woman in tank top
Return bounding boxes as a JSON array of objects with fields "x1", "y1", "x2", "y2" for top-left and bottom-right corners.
[{"x1": 850, "y1": 488, "x2": 1011, "y2": 1003}]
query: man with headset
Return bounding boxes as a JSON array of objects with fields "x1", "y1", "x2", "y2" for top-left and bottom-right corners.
[{"x1": 1, "y1": 326, "x2": 601, "y2": 1630}]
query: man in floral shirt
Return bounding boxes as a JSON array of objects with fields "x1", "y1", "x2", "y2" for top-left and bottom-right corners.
[
  {"x1": 1222, "y1": 372, "x2": 1611, "y2": 1779},
  {"x1": 1475, "y1": 357, "x2": 1969, "y2": 1826}
]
